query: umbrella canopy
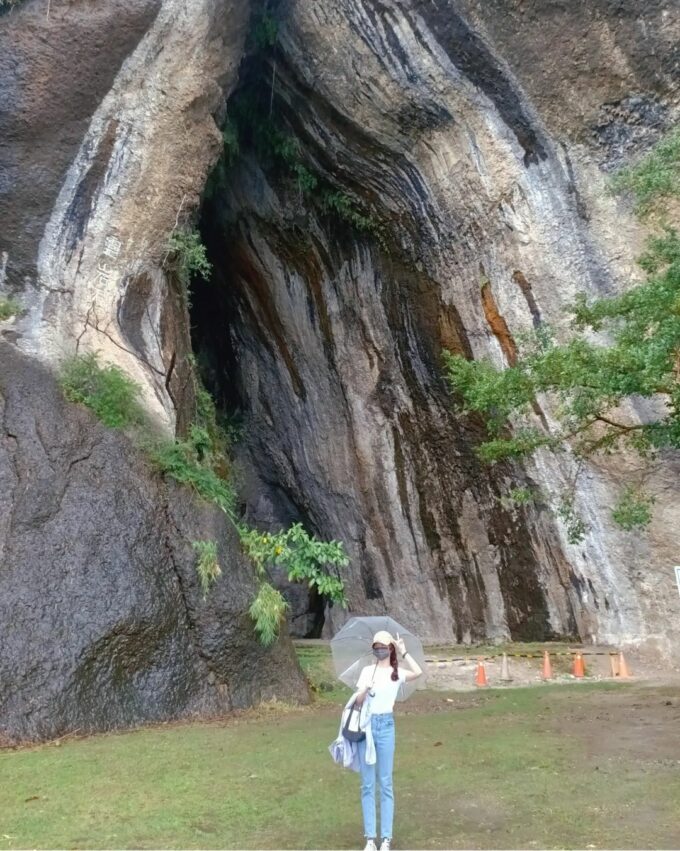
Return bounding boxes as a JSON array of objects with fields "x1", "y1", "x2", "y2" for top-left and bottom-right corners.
[{"x1": 330, "y1": 615, "x2": 427, "y2": 700}]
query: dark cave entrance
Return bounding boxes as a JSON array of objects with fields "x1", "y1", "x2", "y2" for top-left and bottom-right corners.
[
  {"x1": 187, "y1": 0, "x2": 587, "y2": 647},
  {"x1": 188, "y1": 200, "x2": 329, "y2": 639},
  {"x1": 189, "y1": 216, "x2": 329, "y2": 640},
  {"x1": 187, "y1": 35, "x2": 331, "y2": 639},
  {"x1": 187, "y1": 46, "x2": 563, "y2": 643}
]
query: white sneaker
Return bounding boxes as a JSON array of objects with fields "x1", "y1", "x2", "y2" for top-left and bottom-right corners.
[
  {"x1": 379, "y1": 840, "x2": 391, "y2": 851},
  {"x1": 363, "y1": 841, "x2": 377, "y2": 851}
]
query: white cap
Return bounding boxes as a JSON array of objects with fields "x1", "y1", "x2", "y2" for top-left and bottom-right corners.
[{"x1": 372, "y1": 630, "x2": 395, "y2": 646}]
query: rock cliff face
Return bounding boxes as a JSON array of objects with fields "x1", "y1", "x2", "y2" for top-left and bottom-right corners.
[
  {"x1": 0, "y1": 0, "x2": 250, "y2": 428},
  {"x1": 0, "y1": 342, "x2": 307, "y2": 743},
  {"x1": 1, "y1": 0, "x2": 679, "y2": 742},
  {"x1": 194, "y1": 0, "x2": 680, "y2": 651},
  {"x1": 0, "y1": 0, "x2": 309, "y2": 743}
]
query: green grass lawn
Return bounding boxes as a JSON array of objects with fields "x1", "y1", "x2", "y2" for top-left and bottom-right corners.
[{"x1": 1, "y1": 677, "x2": 679, "y2": 850}]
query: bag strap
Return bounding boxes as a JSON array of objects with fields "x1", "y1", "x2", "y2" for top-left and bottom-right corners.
[{"x1": 353, "y1": 661, "x2": 379, "y2": 707}]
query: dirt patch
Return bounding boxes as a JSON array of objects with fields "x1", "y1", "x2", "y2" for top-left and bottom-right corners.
[
  {"x1": 541, "y1": 682, "x2": 680, "y2": 764},
  {"x1": 424, "y1": 650, "x2": 608, "y2": 690},
  {"x1": 414, "y1": 642, "x2": 680, "y2": 691}
]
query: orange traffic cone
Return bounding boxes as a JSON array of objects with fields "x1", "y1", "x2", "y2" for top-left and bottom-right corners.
[
  {"x1": 618, "y1": 651, "x2": 632, "y2": 679},
  {"x1": 572, "y1": 652, "x2": 585, "y2": 678},
  {"x1": 541, "y1": 650, "x2": 553, "y2": 680},
  {"x1": 609, "y1": 653, "x2": 620, "y2": 677},
  {"x1": 475, "y1": 658, "x2": 488, "y2": 687}
]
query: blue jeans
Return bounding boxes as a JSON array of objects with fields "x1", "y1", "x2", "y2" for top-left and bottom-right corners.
[{"x1": 358, "y1": 713, "x2": 395, "y2": 840}]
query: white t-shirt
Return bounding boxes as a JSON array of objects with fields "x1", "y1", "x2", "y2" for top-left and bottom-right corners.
[{"x1": 357, "y1": 663, "x2": 407, "y2": 714}]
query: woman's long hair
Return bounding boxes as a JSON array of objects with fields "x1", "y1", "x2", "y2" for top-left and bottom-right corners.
[{"x1": 389, "y1": 643, "x2": 399, "y2": 681}]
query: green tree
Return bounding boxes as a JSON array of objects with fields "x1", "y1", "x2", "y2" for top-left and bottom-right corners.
[
  {"x1": 443, "y1": 127, "x2": 680, "y2": 537},
  {"x1": 239, "y1": 522, "x2": 348, "y2": 645}
]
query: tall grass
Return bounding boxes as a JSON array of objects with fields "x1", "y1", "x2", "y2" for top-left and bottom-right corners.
[{"x1": 60, "y1": 353, "x2": 145, "y2": 429}]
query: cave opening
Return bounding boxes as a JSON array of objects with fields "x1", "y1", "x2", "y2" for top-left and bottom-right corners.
[
  {"x1": 186, "y1": 4, "x2": 562, "y2": 646},
  {"x1": 185, "y1": 31, "x2": 567, "y2": 645},
  {"x1": 187, "y1": 25, "x2": 336, "y2": 639},
  {"x1": 188, "y1": 0, "x2": 326, "y2": 426}
]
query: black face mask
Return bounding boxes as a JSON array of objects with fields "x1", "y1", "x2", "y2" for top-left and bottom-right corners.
[{"x1": 373, "y1": 647, "x2": 390, "y2": 660}]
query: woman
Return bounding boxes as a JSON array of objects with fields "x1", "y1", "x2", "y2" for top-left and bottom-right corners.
[{"x1": 353, "y1": 630, "x2": 424, "y2": 851}]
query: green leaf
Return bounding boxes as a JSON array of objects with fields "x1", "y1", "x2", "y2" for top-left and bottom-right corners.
[
  {"x1": 610, "y1": 126, "x2": 680, "y2": 216},
  {"x1": 611, "y1": 486, "x2": 655, "y2": 531},
  {"x1": 192, "y1": 540, "x2": 221, "y2": 598},
  {"x1": 0, "y1": 296, "x2": 20, "y2": 320},
  {"x1": 166, "y1": 228, "x2": 212, "y2": 284},
  {"x1": 238, "y1": 523, "x2": 348, "y2": 607},
  {"x1": 249, "y1": 582, "x2": 288, "y2": 646}
]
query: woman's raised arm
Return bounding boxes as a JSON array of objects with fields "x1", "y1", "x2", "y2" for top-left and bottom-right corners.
[{"x1": 395, "y1": 634, "x2": 424, "y2": 683}]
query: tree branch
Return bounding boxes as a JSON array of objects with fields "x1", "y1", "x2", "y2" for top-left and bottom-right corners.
[{"x1": 594, "y1": 415, "x2": 648, "y2": 432}]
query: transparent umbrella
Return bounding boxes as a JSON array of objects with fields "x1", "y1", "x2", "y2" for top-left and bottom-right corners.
[{"x1": 330, "y1": 615, "x2": 427, "y2": 700}]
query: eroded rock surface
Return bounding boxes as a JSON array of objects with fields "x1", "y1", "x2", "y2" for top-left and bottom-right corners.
[
  {"x1": 0, "y1": 343, "x2": 308, "y2": 743},
  {"x1": 2, "y1": 0, "x2": 680, "y2": 747},
  {"x1": 0, "y1": 0, "x2": 311, "y2": 743},
  {"x1": 0, "y1": 0, "x2": 250, "y2": 428},
  {"x1": 194, "y1": 0, "x2": 680, "y2": 652}
]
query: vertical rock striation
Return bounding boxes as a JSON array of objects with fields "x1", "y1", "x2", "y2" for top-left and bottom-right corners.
[
  {"x1": 2, "y1": 0, "x2": 679, "y2": 744},
  {"x1": 195, "y1": 0, "x2": 680, "y2": 651}
]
